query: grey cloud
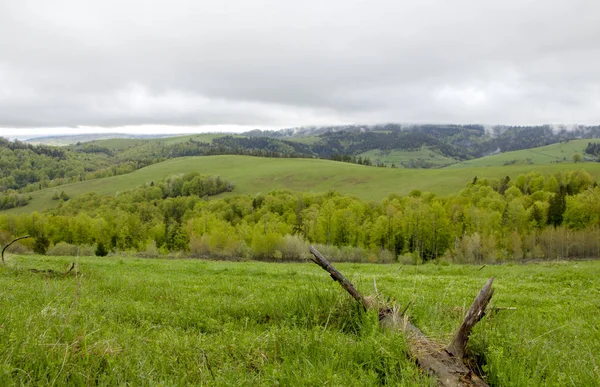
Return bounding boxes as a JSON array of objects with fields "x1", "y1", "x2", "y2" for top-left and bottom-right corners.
[{"x1": 1, "y1": 0, "x2": 600, "y2": 130}]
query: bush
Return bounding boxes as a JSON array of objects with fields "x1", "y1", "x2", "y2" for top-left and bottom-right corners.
[
  {"x1": 95, "y1": 242, "x2": 108, "y2": 257},
  {"x1": 46, "y1": 243, "x2": 97, "y2": 256},
  {"x1": 251, "y1": 232, "x2": 281, "y2": 260},
  {"x1": 377, "y1": 249, "x2": 396, "y2": 264},
  {"x1": 189, "y1": 235, "x2": 210, "y2": 257},
  {"x1": 33, "y1": 235, "x2": 50, "y2": 255},
  {"x1": 79, "y1": 245, "x2": 96, "y2": 256},
  {"x1": 47, "y1": 242, "x2": 78, "y2": 256},
  {"x1": 278, "y1": 234, "x2": 309, "y2": 261},
  {"x1": 2, "y1": 240, "x2": 33, "y2": 255},
  {"x1": 398, "y1": 252, "x2": 421, "y2": 265},
  {"x1": 140, "y1": 240, "x2": 160, "y2": 258},
  {"x1": 235, "y1": 240, "x2": 252, "y2": 261}
]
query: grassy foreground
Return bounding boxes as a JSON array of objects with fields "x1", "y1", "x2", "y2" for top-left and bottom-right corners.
[{"x1": 1, "y1": 256, "x2": 599, "y2": 386}]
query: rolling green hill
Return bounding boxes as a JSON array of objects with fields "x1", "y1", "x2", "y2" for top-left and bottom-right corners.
[
  {"x1": 70, "y1": 133, "x2": 239, "y2": 151},
  {"x1": 5, "y1": 155, "x2": 600, "y2": 214},
  {"x1": 447, "y1": 139, "x2": 599, "y2": 168},
  {"x1": 358, "y1": 147, "x2": 457, "y2": 167}
]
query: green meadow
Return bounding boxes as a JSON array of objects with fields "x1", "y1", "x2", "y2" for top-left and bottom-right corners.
[
  {"x1": 1, "y1": 255, "x2": 599, "y2": 386},
  {"x1": 70, "y1": 134, "x2": 238, "y2": 151},
  {"x1": 7, "y1": 155, "x2": 600, "y2": 214},
  {"x1": 358, "y1": 147, "x2": 457, "y2": 167},
  {"x1": 448, "y1": 139, "x2": 599, "y2": 168}
]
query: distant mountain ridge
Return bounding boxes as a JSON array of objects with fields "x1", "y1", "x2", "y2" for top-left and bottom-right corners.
[{"x1": 24, "y1": 133, "x2": 185, "y2": 146}]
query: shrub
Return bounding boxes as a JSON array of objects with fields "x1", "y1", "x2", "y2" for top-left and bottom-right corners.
[
  {"x1": 278, "y1": 234, "x2": 309, "y2": 261},
  {"x1": 398, "y1": 252, "x2": 421, "y2": 265},
  {"x1": 2, "y1": 240, "x2": 33, "y2": 255},
  {"x1": 47, "y1": 242, "x2": 78, "y2": 256},
  {"x1": 79, "y1": 245, "x2": 96, "y2": 256},
  {"x1": 46, "y1": 243, "x2": 95, "y2": 256},
  {"x1": 142, "y1": 240, "x2": 160, "y2": 258},
  {"x1": 189, "y1": 235, "x2": 210, "y2": 258},
  {"x1": 377, "y1": 249, "x2": 396, "y2": 263},
  {"x1": 33, "y1": 235, "x2": 50, "y2": 255},
  {"x1": 95, "y1": 242, "x2": 108, "y2": 257}
]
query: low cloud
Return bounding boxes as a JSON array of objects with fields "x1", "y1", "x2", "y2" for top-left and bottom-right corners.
[{"x1": 1, "y1": 0, "x2": 600, "y2": 133}]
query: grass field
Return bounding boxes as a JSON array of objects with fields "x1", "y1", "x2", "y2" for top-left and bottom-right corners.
[
  {"x1": 147, "y1": 133, "x2": 241, "y2": 145},
  {"x1": 71, "y1": 133, "x2": 238, "y2": 151},
  {"x1": 283, "y1": 136, "x2": 322, "y2": 145},
  {"x1": 358, "y1": 147, "x2": 457, "y2": 167},
  {"x1": 70, "y1": 138, "x2": 148, "y2": 151},
  {"x1": 6, "y1": 155, "x2": 600, "y2": 214},
  {"x1": 1, "y1": 255, "x2": 598, "y2": 385},
  {"x1": 448, "y1": 139, "x2": 600, "y2": 168}
]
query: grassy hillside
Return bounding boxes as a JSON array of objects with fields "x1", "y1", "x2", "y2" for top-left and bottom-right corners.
[
  {"x1": 281, "y1": 136, "x2": 322, "y2": 145},
  {"x1": 149, "y1": 133, "x2": 242, "y2": 145},
  {"x1": 448, "y1": 139, "x2": 599, "y2": 168},
  {"x1": 358, "y1": 147, "x2": 457, "y2": 167},
  {"x1": 1, "y1": 255, "x2": 599, "y2": 386},
  {"x1": 5, "y1": 155, "x2": 600, "y2": 214},
  {"x1": 71, "y1": 133, "x2": 239, "y2": 151}
]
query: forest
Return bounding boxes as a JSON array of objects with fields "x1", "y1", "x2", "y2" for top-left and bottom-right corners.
[{"x1": 2, "y1": 169, "x2": 599, "y2": 263}]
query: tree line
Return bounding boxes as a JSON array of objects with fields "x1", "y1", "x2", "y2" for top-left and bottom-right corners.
[{"x1": 1, "y1": 170, "x2": 600, "y2": 263}]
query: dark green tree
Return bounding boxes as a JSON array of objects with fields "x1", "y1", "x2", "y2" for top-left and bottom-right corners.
[
  {"x1": 33, "y1": 234, "x2": 50, "y2": 255},
  {"x1": 547, "y1": 187, "x2": 566, "y2": 227},
  {"x1": 95, "y1": 242, "x2": 108, "y2": 257}
]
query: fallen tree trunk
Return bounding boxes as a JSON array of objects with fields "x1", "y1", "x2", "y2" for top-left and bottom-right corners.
[
  {"x1": 29, "y1": 262, "x2": 76, "y2": 276},
  {"x1": 309, "y1": 246, "x2": 492, "y2": 387},
  {"x1": 1, "y1": 235, "x2": 31, "y2": 264}
]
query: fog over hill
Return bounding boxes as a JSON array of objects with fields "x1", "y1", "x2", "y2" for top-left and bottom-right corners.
[{"x1": 2, "y1": 1, "x2": 600, "y2": 135}]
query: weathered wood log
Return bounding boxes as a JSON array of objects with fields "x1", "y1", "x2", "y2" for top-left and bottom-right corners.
[
  {"x1": 446, "y1": 277, "x2": 494, "y2": 359},
  {"x1": 380, "y1": 311, "x2": 488, "y2": 387},
  {"x1": 1, "y1": 235, "x2": 31, "y2": 264},
  {"x1": 308, "y1": 246, "x2": 491, "y2": 387}
]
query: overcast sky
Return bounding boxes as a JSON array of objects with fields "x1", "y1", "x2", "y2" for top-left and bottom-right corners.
[{"x1": 1, "y1": 0, "x2": 600, "y2": 138}]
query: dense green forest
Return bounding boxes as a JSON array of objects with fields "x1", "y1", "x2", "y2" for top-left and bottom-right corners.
[{"x1": 2, "y1": 170, "x2": 599, "y2": 263}]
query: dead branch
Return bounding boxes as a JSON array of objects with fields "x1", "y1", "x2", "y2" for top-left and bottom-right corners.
[
  {"x1": 308, "y1": 246, "x2": 491, "y2": 387},
  {"x1": 64, "y1": 262, "x2": 76, "y2": 275},
  {"x1": 446, "y1": 277, "x2": 494, "y2": 359},
  {"x1": 2, "y1": 235, "x2": 31, "y2": 264},
  {"x1": 308, "y1": 246, "x2": 368, "y2": 308}
]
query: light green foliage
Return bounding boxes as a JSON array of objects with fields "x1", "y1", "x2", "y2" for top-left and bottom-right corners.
[
  {"x1": 1, "y1": 256, "x2": 599, "y2": 386},
  {"x1": 2, "y1": 170, "x2": 600, "y2": 263},
  {"x1": 283, "y1": 136, "x2": 321, "y2": 145},
  {"x1": 563, "y1": 187, "x2": 600, "y2": 229}
]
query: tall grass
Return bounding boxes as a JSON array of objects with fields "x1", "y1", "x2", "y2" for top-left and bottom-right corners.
[{"x1": 1, "y1": 255, "x2": 599, "y2": 385}]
